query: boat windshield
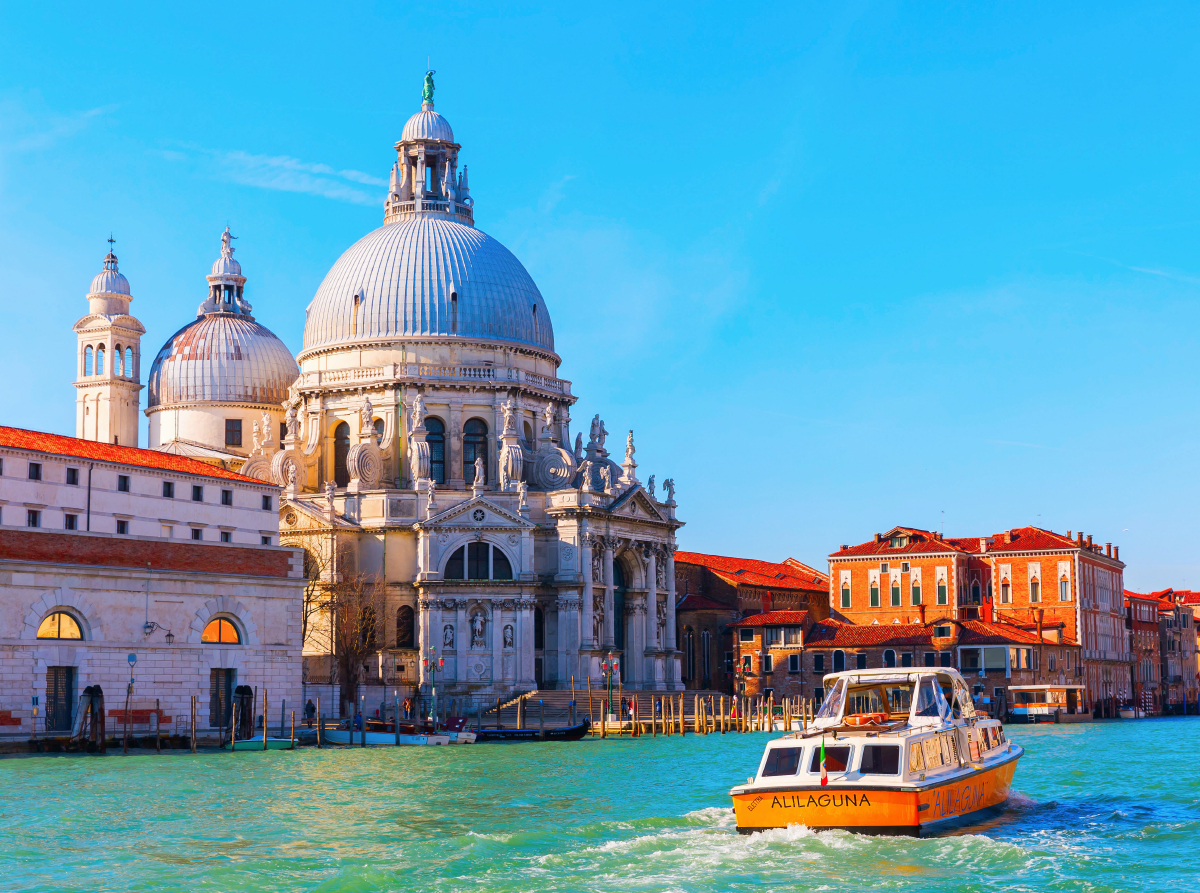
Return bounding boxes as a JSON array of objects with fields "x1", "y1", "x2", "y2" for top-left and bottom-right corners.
[
  {"x1": 912, "y1": 678, "x2": 942, "y2": 717},
  {"x1": 815, "y1": 678, "x2": 847, "y2": 722}
]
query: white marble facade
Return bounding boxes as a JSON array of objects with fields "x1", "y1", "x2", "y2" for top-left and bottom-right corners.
[{"x1": 276, "y1": 77, "x2": 684, "y2": 697}]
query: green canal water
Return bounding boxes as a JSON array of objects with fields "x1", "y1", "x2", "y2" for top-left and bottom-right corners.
[{"x1": 2, "y1": 719, "x2": 1198, "y2": 892}]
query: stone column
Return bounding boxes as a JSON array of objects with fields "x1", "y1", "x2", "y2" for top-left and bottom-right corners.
[
  {"x1": 580, "y1": 532, "x2": 595, "y2": 648},
  {"x1": 665, "y1": 546, "x2": 677, "y2": 651},
  {"x1": 603, "y1": 537, "x2": 616, "y2": 649},
  {"x1": 557, "y1": 592, "x2": 580, "y2": 685},
  {"x1": 644, "y1": 544, "x2": 658, "y2": 655},
  {"x1": 518, "y1": 597, "x2": 535, "y2": 686}
]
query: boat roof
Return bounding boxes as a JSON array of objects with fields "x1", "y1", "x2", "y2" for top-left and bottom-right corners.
[
  {"x1": 1008, "y1": 684, "x2": 1085, "y2": 691},
  {"x1": 822, "y1": 667, "x2": 966, "y2": 685}
]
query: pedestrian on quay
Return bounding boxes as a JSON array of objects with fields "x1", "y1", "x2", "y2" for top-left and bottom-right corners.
[{"x1": 305, "y1": 699, "x2": 316, "y2": 728}]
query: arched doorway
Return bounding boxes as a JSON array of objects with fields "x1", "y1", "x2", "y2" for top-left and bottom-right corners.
[
  {"x1": 333, "y1": 421, "x2": 351, "y2": 486},
  {"x1": 613, "y1": 561, "x2": 628, "y2": 680}
]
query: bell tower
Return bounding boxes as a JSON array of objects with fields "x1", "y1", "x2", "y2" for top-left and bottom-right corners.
[{"x1": 73, "y1": 240, "x2": 145, "y2": 446}]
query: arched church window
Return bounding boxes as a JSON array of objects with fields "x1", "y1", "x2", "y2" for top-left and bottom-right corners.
[
  {"x1": 333, "y1": 422, "x2": 350, "y2": 487},
  {"x1": 443, "y1": 543, "x2": 514, "y2": 581},
  {"x1": 96, "y1": 345, "x2": 105, "y2": 375},
  {"x1": 114, "y1": 344, "x2": 123, "y2": 376},
  {"x1": 396, "y1": 605, "x2": 415, "y2": 649},
  {"x1": 37, "y1": 612, "x2": 83, "y2": 640},
  {"x1": 84, "y1": 346, "x2": 93, "y2": 377},
  {"x1": 426, "y1": 417, "x2": 446, "y2": 483},
  {"x1": 201, "y1": 617, "x2": 241, "y2": 644},
  {"x1": 463, "y1": 419, "x2": 488, "y2": 484},
  {"x1": 523, "y1": 421, "x2": 534, "y2": 450},
  {"x1": 450, "y1": 292, "x2": 458, "y2": 334},
  {"x1": 532, "y1": 304, "x2": 539, "y2": 342},
  {"x1": 125, "y1": 347, "x2": 134, "y2": 379},
  {"x1": 373, "y1": 418, "x2": 384, "y2": 444},
  {"x1": 534, "y1": 607, "x2": 544, "y2": 651}
]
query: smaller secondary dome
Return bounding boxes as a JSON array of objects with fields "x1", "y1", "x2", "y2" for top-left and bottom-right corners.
[
  {"x1": 147, "y1": 314, "x2": 299, "y2": 409},
  {"x1": 402, "y1": 102, "x2": 455, "y2": 143},
  {"x1": 90, "y1": 252, "x2": 130, "y2": 296}
]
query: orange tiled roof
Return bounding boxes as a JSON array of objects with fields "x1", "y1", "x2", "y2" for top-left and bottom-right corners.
[
  {"x1": 674, "y1": 551, "x2": 829, "y2": 591},
  {"x1": 830, "y1": 527, "x2": 967, "y2": 558},
  {"x1": 0, "y1": 426, "x2": 266, "y2": 483},
  {"x1": 834, "y1": 525, "x2": 1117, "y2": 560},
  {"x1": 729, "y1": 610, "x2": 810, "y2": 627},
  {"x1": 795, "y1": 618, "x2": 1062, "y2": 649},
  {"x1": 675, "y1": 594, "x2": 732, "y2": 612}
]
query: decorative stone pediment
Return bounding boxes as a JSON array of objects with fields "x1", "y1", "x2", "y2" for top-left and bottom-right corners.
[
  {"x1": 415, "y1": 495, "x2": 535, "y2": 532},
  {"x1": 606, "y1": 486, "x2": 667, "y2": 523}
]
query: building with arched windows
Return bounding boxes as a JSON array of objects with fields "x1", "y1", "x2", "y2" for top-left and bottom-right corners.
[{"x1": 278, "y1": 77, "x2": 684, "y2": 711}]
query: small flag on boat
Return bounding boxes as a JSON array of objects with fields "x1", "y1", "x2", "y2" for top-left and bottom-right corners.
[{"x1": 820, "y1": 736, "x2": 828, "y2": 786}]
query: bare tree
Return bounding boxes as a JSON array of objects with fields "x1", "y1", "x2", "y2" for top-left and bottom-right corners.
[{"x1": 328, "y1": 569, "x2": 388, "y2": 715}]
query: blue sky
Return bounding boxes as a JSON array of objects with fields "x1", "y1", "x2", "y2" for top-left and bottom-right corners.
[{"x1": 2, "y1": 2, "x2": 1199, "y2": 589}]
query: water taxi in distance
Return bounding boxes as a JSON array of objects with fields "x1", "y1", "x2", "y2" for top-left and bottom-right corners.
[{"x1": 731, "y1": 667, "x2": 1022, "y2": 836}]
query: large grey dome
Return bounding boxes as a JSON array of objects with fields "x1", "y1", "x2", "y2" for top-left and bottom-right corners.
[
  {"x1": 301, "y1": 216, "x2": 555, "y2": 356},
  {"x1": 147, "y1": 313, "x2": 299, "y2": 409}
]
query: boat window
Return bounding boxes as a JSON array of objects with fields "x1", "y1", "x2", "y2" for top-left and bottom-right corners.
[
  {"x1": 761, "y1": 746, "x2": 804, "y2": 777},
  {"x1": 809, "y1": 746, "x2": 851, "y2": 773},
  {"x1": 860, "y1": 745, "x2": 901, "y2": 775},
  {"x1": 913, "y1": 678, "x2": 942, "y2": 717},
  {"x1": 815, "y1": 678, "x2": 846, "y2": 722}
]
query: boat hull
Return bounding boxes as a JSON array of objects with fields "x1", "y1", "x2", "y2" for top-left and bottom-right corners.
[
  {"x1": 223, "y1": 737, "x2": 294, "y2": 751},
  {"x1": 476, "y1": 719, "x2": 591, "y2": 742},
  {"x1": 732, "y1": 749, "x2": 1020, "y2": 836},
  {"x1": 323, "y1": 729, "x2": 451, "y2": 746}
]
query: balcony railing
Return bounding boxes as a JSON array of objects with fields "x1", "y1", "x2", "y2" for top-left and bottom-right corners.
[{"x1": 299, "y1": 364, "x2": 571, "y2": 395}]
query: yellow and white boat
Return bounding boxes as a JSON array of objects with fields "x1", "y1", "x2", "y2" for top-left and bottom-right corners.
[{"x1": 731, "y1": 667, "x2": 1022, "y2": 836}]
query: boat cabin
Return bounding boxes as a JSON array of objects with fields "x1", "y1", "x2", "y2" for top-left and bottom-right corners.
[
  {"x1": 745, "y1": 668, "x2": 1013, "y2": 790},
  {"x1": 1007, "y1": 684, "x2": 1086, "y2": 722}
]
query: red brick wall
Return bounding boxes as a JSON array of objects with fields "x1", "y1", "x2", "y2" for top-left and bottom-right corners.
[
  {"x1": 0, "y1": 528, "x2": 297, "y2": 578},
  {"x1": 829, "y1": 554, "x2": 963, "y2": 625}
]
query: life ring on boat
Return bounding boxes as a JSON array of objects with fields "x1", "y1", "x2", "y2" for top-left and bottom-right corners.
[{"x1": 844, "y1": 712, "x2": 888, "y2": 726}]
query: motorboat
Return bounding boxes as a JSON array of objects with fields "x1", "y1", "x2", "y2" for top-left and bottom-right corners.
[
  {"x1": 1008, "y1": 684, "x2": 1091, "y2": 723},
  {"x1": 476, "y1": 718, "x2": 591, "y2": 742},
  {"x1": 222, "y1": 736, "x2": 295, "y2": 751},
  {"x1": 730, "y1": 668, "x2": 1022, "y2": 836},
  {"x1": 323, "y1": 718, "x2": 450, "y2": 746}
]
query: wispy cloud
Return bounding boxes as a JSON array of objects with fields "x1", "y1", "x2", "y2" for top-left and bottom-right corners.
[
  {"x1": 0, "y1": 91, "x2": 115, "y2": 155},
  {"x1": 1062, "y1": 249, "x2": 1200, "y2": 286},
  {"x1": 165, "y1": 144, "x2": 387, "y2": 206}
]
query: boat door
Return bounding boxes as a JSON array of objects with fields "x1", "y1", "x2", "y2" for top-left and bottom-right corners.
[{"x1": 1066, "y1": 688, "x2": 1078, "y2": 713}]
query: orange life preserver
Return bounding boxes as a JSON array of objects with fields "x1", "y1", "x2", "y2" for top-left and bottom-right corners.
[{"x1": 844, "y1": 712, "x2": 888, "y2": 726}]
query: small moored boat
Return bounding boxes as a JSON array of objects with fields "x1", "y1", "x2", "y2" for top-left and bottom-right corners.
[
  {"x1": 223, "y1": 736, "x2": 295, "y2": 751},
  {"x1": 731, "y1": 668, "x2": 1022, "y2": 836},
  {"x1": 476, "y1": 718, "x2": 590, "y2": 742},
  {"x1": 323, "y1": 719, "x2": 451, "y2": 746}
]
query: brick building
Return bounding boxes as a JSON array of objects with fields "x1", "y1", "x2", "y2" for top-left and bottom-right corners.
[
  {"x1": 0, "y1": 429, "x2": 302, "y2": 739},
  {"x1": 673, "y1": 551, "x2": 829, "y2": 692},
  {"x1": 830, "y1": 525, "x2": 1127, "y2": 716},
  {"x1": 1125, "y1": 589, "x2": 1163, "y2": 713},
  {"x1": 1157, "y1": 592, "x2": 1198, "y2": 713},
  {"x1": 728, "y1": 611, "x2": 1079, "y2": 715}
]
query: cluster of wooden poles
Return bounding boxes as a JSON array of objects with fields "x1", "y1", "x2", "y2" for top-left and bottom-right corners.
[{"x1": 583, "y1": 682, "x2": 820, "y2": 738}]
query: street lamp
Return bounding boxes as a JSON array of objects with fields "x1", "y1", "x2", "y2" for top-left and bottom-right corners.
[
  {"x1": 423, "y1": 645, "x2": 444, "y2": 726},
  {"x1": 600, "y1": 652, "x2": 619, "y2": 721}
]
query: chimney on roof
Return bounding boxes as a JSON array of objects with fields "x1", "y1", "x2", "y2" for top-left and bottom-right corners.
[
  {"x1": 1115, "y1": 545, "x2": 1120, "y2": 560},
  {"x1": 1067, "y1": 530, "x2": 1072, "y2": 539},
  {"x1": 979, "y1": 537, "x2": 988, "y2": 553},
  {"x1": 918, "y1": 603, "x2": 926, "y2": 625},
  {"x1": 1087, "y1": 534, "x2": 1093, "y2": 548},
  {"x1": 1077, "y1": 531, "x2": 1084, "y2": 546},
  {"x1": 1004, "y1": 530, "x2": 1012, "y2": 544},
  {"x1": 1105, "y1": 542, "x2": 1111, "y2": 557},
  {"x1": 874, "y1": 533, "x2": 882, "y2": 543},
  {"x1": 840, "y1": 545, "x2": 848, "y2": 552}
]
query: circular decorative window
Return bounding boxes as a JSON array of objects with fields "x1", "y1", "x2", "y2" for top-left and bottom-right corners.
[
  {"x1": 472, "y1": 509, "x2": 486, "y2": 522},
  {"x1": 284, "y1": 512, "x2": 297, "y2": 527}
]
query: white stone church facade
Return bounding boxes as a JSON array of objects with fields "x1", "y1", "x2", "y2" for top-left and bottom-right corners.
[{"x1": 90, "y1": 76, "x2": 686, "y2": 703}]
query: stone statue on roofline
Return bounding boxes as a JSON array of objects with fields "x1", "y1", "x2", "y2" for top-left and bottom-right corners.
[
  {"x1": 663, "y1": 478, "x2": 675, "y2": 502},
  {"x1": 647, "y1": 475, "x2": 655, "y2": 497}
]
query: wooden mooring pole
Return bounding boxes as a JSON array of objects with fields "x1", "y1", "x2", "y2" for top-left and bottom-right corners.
[
  {"x1": 190, "y1": 695, "x2": 197, "y2": 753},
  {"x1": 316, "y1": 696, "x2": 323, "y2": 748}
]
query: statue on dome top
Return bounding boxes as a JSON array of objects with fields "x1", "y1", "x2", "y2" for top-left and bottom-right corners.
[
  {"x1": 422, "y1": 70, "x2": 436, "y2": 104},
  {"x1": 221, "y1": 226, "x2": 236, "y2": 258}
]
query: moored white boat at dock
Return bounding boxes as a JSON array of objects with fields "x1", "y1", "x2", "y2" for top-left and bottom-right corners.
[{"x1": 731, "y1": 667, "x2": 1022, "y2": 836}]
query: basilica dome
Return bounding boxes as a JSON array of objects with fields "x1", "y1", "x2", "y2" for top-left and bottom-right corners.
[
  {"x1": 300, "y1": 215, "x2": 554, "y2": 356},
  {"x1": 147, "y1": 314, "x2": 298, "y2": 409},
  {"x1": 147, "y1": 229, "x2": 299, "y2": 411}
]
